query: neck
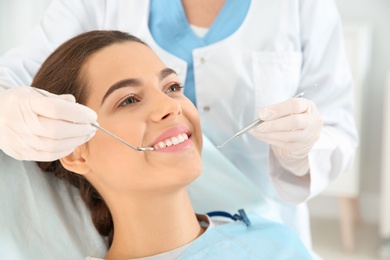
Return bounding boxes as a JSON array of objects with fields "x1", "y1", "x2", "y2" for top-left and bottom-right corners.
[
  {"x1": 105, "y1": 189, "x2": 203, "y2": 259},
  {"x1": 181, "y1": 0, "x2": 226, "y2": 27}
]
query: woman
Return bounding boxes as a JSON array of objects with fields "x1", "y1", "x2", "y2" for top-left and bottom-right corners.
[{"x1": 31, "y1": 30, "x2": 311, "y2": 259}]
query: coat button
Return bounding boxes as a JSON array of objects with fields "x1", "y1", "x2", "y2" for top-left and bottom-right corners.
[
  {"x1": 203, "y1": 106, "x2": 210, "y2": 112},
  {"x1": 200, "y1": 57, "x2": 205, "y2": 64}
]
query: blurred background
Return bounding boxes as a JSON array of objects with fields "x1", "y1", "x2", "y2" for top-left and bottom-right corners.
[{"x1": 1, "y1": 0, "x2": 389, "y2": 259}]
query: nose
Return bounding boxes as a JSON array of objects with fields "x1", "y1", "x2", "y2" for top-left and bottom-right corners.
[{"x1": 149, "y1": 91, "x2": 182, "y2": 122}]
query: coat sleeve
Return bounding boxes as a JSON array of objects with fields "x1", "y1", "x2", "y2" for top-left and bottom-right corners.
[
  {"x1": 269, "y1": 0, "x2": 359, "y2": 204},
  {"x1": 0, "y1": 0, "x2": 106, "y2": 90}
]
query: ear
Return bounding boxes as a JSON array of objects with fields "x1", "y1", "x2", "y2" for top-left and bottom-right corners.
[{"x1": 60, "y1": 145, "x2": 91, "y2": 175}]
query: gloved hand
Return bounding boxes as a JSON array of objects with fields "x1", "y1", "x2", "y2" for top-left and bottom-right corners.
[
  {"x1": 249, "y1": 98, "x2": 323, "y2": 176},
  {"x1": 0, "y1": 86, "x2": 97, "y2": 161}
]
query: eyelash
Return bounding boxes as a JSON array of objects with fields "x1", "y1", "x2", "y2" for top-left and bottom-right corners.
[
  {"x1": 118, "y1": 94, "x2": 139, "y2": 107},
  {"x1": 117, "y1": 82, "x2": 184, "y2": 108},
  {"x1": 165, "y1": 82, "x2": 184, "y2": 94}
]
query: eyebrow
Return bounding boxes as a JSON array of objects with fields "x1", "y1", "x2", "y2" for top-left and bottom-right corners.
[{"x1": 101, "y1": 68, "x2": 177, "y2": 106}]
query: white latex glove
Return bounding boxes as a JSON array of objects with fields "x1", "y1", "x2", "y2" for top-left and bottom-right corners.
[
  {"x1": 249, "y1": 98, "x2": 323, "y2": 176},
  {"x1": 0, "y1": 86, "x2": 97, "y2": 161}
]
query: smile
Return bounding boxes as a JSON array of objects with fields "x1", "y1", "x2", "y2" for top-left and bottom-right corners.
[{"x1": 153, "y1": 133, "x2": 189, "y2": 150}]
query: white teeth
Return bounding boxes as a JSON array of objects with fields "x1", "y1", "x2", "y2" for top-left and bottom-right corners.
[
  {"x1": 171, "y1": 137, "x2": 179, "y2": 145},
  {"x1": 156, "y1": 142, "x2": 165, "y2": 149},
  {"x1": 166, "y1": 139, "x2": 173, "y2": 146},
  {"x1": 177, "y1": 134, "x2": 184, "y2": 143},
  {"x1": 154, "y1": 133, "x2": 189, "y2": 150}
]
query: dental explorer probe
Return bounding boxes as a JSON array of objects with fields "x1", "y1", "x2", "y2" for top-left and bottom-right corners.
[
  {"x1": 31, "y1": 87, "x2": 155, "y2": 152},
  {"x1": 217, "y1": 84, "x2": 319, "y2": 148}
]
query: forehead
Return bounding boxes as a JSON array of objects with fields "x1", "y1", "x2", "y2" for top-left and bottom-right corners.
[
  {"x1": 84, "y1": 42, "x2": 164, "y2": 76},
  {"x1": 84, "y1": 42, "x2": 164, "y2": 83},
  {"x1": 81, "y1": 42, "x2": 167, "y2": 106}
]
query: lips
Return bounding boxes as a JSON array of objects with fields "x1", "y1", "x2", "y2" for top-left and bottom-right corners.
[
  {"x1": 150, "y1": 125, "x2": 192, "y2": 151},
  {"x1": 153, "y1": 133, "x2": 189, "y2": 150}
]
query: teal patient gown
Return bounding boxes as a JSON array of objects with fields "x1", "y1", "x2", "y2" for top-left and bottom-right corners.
[{"x1": 179, "y1": 212, "x2": 312, "y2": 259}]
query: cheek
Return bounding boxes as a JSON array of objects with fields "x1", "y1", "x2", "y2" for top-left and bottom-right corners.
[
  {"x1": 85, "y1": 132, "x2": 145, "y2": 185},
  {"x1": 84, "y1": 110, "x2": 154, "y2": 191},
  {"x1": 183, "y1": 103, "x2": 202, "y2": 151},
  {"x1": 94, "y1": 112, "x2": 145, "y2": 154}
]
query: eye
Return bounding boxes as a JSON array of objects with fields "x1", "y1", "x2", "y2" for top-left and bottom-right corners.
[
  {"x1": 118, "y1": 94, "x2": 140, "y2": 107},
  {"x1": 165, "y1": 82, "x2": 184, "y2": 94}
]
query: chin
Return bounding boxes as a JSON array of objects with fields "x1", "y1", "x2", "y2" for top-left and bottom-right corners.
[{"x1": 173, "y1": 158, "x2": 202, "y2": 186}]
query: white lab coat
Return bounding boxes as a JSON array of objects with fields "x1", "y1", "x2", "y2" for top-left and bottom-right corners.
[{"x1": 0, "y1": 0, "x2": 358, "y2": 249}]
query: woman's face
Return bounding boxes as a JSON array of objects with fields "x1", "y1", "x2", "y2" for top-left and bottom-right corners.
[{"x1": 77, "y1": 42, "x2": 202, "y2": 196}]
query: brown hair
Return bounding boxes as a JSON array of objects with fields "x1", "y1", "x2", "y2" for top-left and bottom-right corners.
[{"x1": 32, "y1": 30, "x2": 147, "y2": 247}]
